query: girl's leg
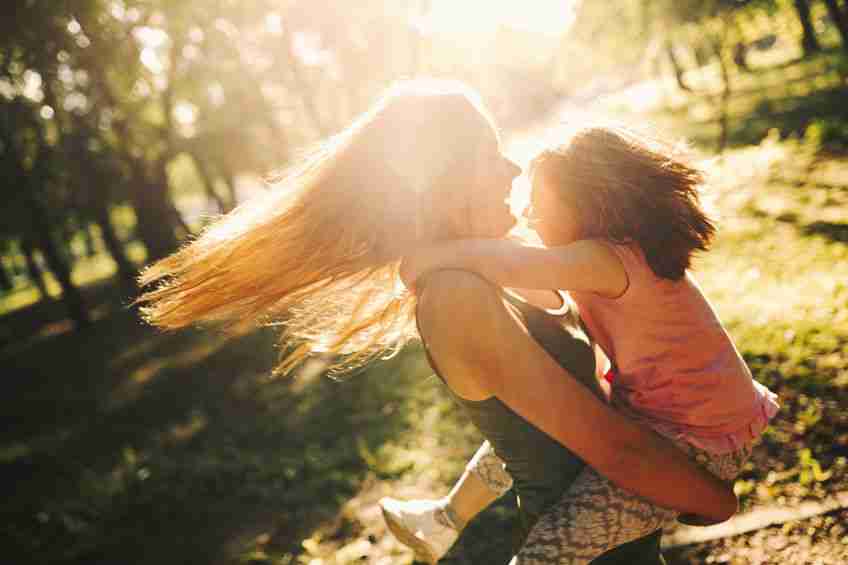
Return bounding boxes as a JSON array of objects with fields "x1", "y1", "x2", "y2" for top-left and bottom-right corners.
[
  {"x1": 449, "y1": 440, "x2": 512, "y2": 526},
  {"x1": 379, "y1": 441, "x2": 512, "y2": 563},
  {"x1": 512, "y1": 444, "x2": 750, "y2": 565},
  {"x1": 512, "y1": 467, "x2": 677, "y2": 565}
]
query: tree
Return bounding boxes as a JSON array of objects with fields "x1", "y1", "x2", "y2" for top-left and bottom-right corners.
[
  {"x1": 793, "y1": 0, "x2": 822, "y2": 55},
  {"x1": 19, "y1": 237, "x2": 50, "y2": 300},
  {"x1": 63, "y1": 126, "x2": 139, "y2": 293},
  {"x1": 822, "y1": 0, "x2": 848, "y2": 51},
  {"x1": 666, "y1": 40, "x2": 694, "y2": 91},
  {"x1": 0, "y1": 255, "x2": 14, "y2": 291},
  {"x1": 0, "y1": 100, "x2": 91, "y2": 328}
]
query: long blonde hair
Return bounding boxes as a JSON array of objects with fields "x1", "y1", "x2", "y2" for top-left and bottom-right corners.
[{"x1": 136, "y1": 80, "x2": 496, "y2": 376}]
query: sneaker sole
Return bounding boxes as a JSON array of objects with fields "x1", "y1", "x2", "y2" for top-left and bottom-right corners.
[{"x1": 380, "y1": 505, "x2": 439, "y2": 565}]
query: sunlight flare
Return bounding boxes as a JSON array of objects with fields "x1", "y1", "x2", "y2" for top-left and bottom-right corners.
[{"x1": 419, "y1": 0, "x2": 578, "y2": 38}]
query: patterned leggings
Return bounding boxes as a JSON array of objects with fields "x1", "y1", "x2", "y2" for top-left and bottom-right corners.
[{"x1": 466, "y1": 440, "x2": 750, "y2": 565}]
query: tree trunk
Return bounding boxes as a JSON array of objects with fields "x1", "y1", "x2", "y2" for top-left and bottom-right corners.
[
  {"x1": 82, "y1": 221, "x2": 98, "y2": 257},
  {"x1": 666, "y1": 41, "x2": 692, "y2": 92},
  {"x1": 0, "y1": 262, "x2": 12, "y2": 291},
  {"x1": 26, "y1": 195, "x2": 91, "y2": 328},
  {"x1": 278, "y1": 30, "x2": 330, "y2": 137},
  {"x1": 712, "y1": 37, "x2": 733, "y2": 154},
  {"x1": 823, "y1": 0, "x2": 848, "y2": 51},
  {"x1": 733, "y1": 43, "x2": 751, "y2": 72},
  {"x1": 221, "y1": 167, "x2": 238, "y2": 212},
  {"x1": 156, "y1": 160, "x2": 192, "y2": 238},
  {"x1": 8, "y1": 250, "x2": 25, "y2": 276},
  {"x1": 794, "y1": 0, "x2": 822, "y2": 55},
  {"x1": 92, "y1": 203, "x2": 138, "y2": 293},
  {"x1": 127, "y1": 163, "x2": 181, "y2": 263},
  {"x1": 190, "y1": 153, "x2": 227, "y2": 213},
  {"x1": 130, "y1": 181, "x2": 179, "y2": 262},
  {"x1": 86, "y1": 63, "x2": 182, "y2": 263},
  {"x1": 61, "y1": 220, "x2": 78, "y2": 261},
  {"x1": 20, "y1": 237, "x2": 49, "y2": 299}
]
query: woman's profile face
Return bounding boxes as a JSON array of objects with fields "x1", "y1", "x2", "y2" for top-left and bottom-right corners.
[{"x1": 467, "y1": 130, "x2": 522, "y2": 239}]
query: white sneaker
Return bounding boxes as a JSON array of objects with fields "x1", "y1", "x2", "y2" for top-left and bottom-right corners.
[{"x1": 379, "y1": 497, "x2": 460, "y2": 564}]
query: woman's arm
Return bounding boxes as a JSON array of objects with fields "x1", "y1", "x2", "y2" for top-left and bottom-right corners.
[
  {"x1": 417, "y1": 270, "x2": 737, "y2": 523},
  {"x1": 403, "y1": 239, "x2": 627, "y2": 298}
]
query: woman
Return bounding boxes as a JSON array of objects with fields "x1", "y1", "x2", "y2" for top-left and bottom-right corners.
[
  {"x1": 136, "y1": 79, "x2": 736, "y2": 563},
  {"x1": 385, "y1": 279, "x2": 673, "y2": 564}
]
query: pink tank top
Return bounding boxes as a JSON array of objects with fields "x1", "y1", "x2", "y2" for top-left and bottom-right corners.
[{"x1": 571, "y1": 243, "x2": 779, "y2": 454}]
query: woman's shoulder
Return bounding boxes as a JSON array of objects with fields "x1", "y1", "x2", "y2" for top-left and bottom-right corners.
[
  {"x1": 417, "y1": 270, "x2": 503, "y2": 317},
  {"x1": 416, "y1": 270, "x2": 511, "y2": 400},
  {"x1": 417, "y1": 270, "x2": 522, "y2": 344}
]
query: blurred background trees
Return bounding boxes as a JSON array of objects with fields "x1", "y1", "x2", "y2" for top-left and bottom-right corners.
[{"x1": 2, "y1": 0, "x2": 848, "y2": 327}]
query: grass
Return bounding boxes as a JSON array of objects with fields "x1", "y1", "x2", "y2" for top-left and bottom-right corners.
[
  {"x1": 690, "y1": 145, "x2": 848, "y2": 512},
  {"x1": 2, "y1": 298, "x2": 488, "y2": 564},
  {"x1": 3, "y1": 42, "x2": 848, "y2": 564}
]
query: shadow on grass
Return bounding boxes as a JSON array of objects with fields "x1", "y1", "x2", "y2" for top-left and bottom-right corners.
[
  {"x1": 762, "y1": 207, "x2": 848, "y2": 246},
  {"x1": 0, "y1": 278, "x2": 134, "y2": 355},
  {"x1": 728, "y1": 85, "x2": 848, "y2": 148},
  {"x1": 749, "y1": 45, "x2": 846, "y2": 73},
  {"x1": 680, "y1": 83, "x2": 848, "y2": 151},
  {"x1": 1, "y1": 298, "x2": 435, "y2": 565},
  {"x1": 802, "y1": 221, "x2": 848, "y2": 244}
]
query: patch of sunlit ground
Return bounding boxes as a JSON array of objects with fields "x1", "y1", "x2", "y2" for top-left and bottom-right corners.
[{"x1": 692, "y1": 138, "x2": 848, "y2": 328}]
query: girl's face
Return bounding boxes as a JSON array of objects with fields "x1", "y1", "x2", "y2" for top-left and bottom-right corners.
[
  {"x1": 526, "y1": 174, "x2": 582, "y2": 246},
  {"x1": 467, "y1": 130, "x2": 522, "y2": 239}
]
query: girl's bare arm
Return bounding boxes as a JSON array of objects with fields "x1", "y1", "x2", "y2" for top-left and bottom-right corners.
[{"x1": 403, "y1": 239, "x2": 627, "y2": 298}]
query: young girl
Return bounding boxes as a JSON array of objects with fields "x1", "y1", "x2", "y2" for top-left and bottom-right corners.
[{"x1": 386, "y1": 124, "x2": 779, "y2": 563}]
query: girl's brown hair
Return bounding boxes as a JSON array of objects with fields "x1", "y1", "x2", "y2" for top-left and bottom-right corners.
[
  {"x1": 136, "y1": 80, "x2": 496, "y2": 376},
  {"x1": 530, "y1": 125, "x2": 715, "y2": 280}
]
